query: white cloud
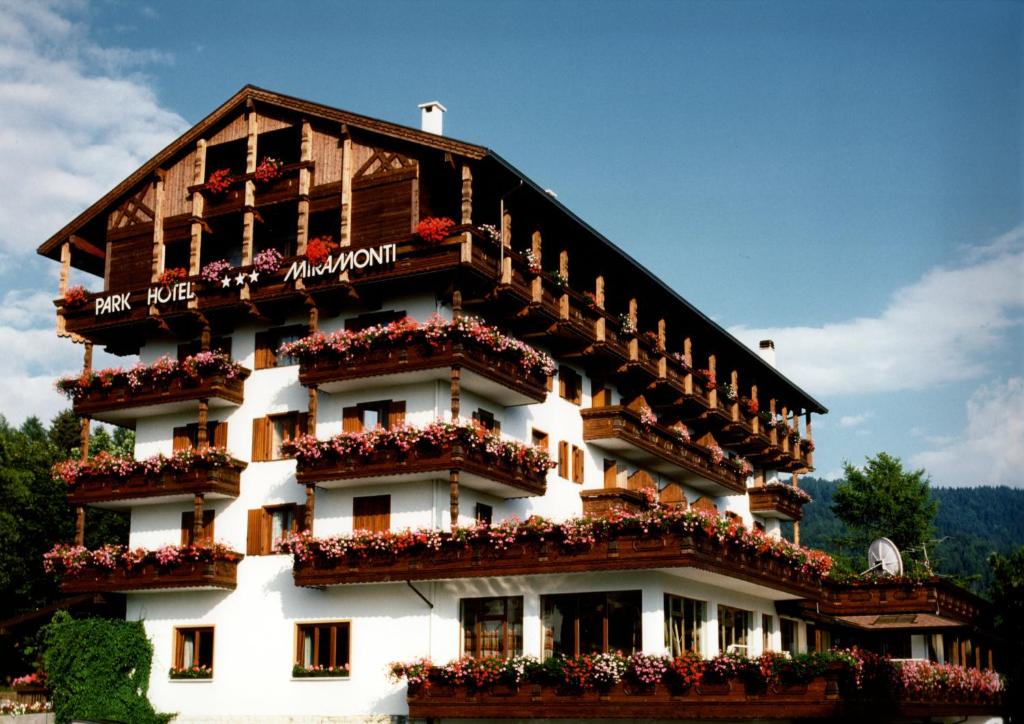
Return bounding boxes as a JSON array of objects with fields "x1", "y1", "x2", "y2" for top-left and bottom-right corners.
[
  {"x1": 911, "y1": 378, "x2": 1024, "y2": 486},
  {"x1": 838, "y1": 412, "x2": 873, "y2": 428},
  {"x1": 730, "y1": 226, "x2": 1024, "y2": 396},
  {"x1": 0, "y1": 0, "x2": 187, "y2": 254}
]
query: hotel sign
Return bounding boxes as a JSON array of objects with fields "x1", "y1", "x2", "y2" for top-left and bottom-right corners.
[{"x1": 91, "y1": 243, "x2": 398, "y2": 317}]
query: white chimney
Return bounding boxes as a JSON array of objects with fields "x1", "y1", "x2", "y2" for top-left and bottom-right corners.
[
  {"x1": 418, "y1": 101, "x2": 447, "y2": 135},
  {"x1": 758, "y1": 339, "x2": 776, "y2": 368}
]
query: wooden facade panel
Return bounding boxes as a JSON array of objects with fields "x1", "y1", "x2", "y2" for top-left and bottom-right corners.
[
  {"x1": 256, "y1": 112, "x2": 293, "y2": 135},
  {"x1": 352, "y1": 177, "x2": 414, "y2": 244},
  {"x1": 107, "y1": 182, "x2": 156, "y2": 231},
  {"x1": 350, "y1": 142, "x2": 375, "y2": 174},
  {"x1": 107, "y1": 234, "x2": 154, "y2": 292},
  {"x1": 164, "y1": 150, "x2": 196, "y2": 218},
  {"x1": 311, "y1": 128, "x2": 341, "y2": 184},
  {"x1": 208, "y1": 114, "x2": 248, "y2": 146}
]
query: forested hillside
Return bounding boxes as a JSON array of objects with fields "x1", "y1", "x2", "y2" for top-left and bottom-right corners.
[{"x1": 797, "y1": 477, "x2": 1024, "y2": 593}]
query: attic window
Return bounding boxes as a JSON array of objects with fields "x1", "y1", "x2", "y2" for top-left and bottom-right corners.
[{"x1": 873, "y1": 614, "x2": 918, "y2": 625}]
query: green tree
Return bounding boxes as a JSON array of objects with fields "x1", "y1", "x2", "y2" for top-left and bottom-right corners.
[
  {"x1": 831, "y1": 452, "x2": 938, "y2": 571},
  {"x1": 48, "y1": 410, "x2": 81, "y2": 459},
  {"x1": 989, "y1": 547, "x2": 1024, "y2": 720}
]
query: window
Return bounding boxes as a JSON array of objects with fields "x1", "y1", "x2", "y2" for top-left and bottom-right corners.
[
  {"x1": 531, "y1": 428, "x2": 549, "y2": 451},
  {"x1": 180, "y1": 510, "x2": 214, "y2": 545},
  {"x1": 559, "y1": 366, "x2": 582, "y2": 404},
  {"x1": 571, "y1": 445, "x2": 584, "y2": 483},
  {"x1": 247, "y1": 503, "x2": 307, "y2": 555},
  {"x1": 177, "y1": 337, "x2": 232, "y2": 360},
  {"x1": 251, "y1": 412, "x2": 309, "y2": 461},
  {"x1": 718, "y1": 605, "x2": 752, "y2": 654},
  {"x1": 665, "y1": 594, "x2": 705, "y2": 656},
  {"x1": 762, "y1": 613, "x2": 775, "y2": 652},
  {"x1": 174, "y1": 626, "x2": 214, "y2": 674},
  {"x1": 462, "y1": 597, "x2": 523, "y2": 659},
  {"x1": 557, "y1": 441, "x2": 569, "y2": 479},
  {"x1": 173, "y1": 421, "x2": 228, "y2": 452},
  {"x1": 472, "y1": 408, "x2": 499, "y2": 432},
  {"x1": 295, "y1": 622, "x2": 350, "y2": 676},
  {"x1": 542, "y1": 591, "x2": 641, "y2": 658},
  {"x1": 254, "y1": 325, "x2": 308, "y2": 369},
  {"x1": 342, "y1": 400, "x2": 405, "y2": 432},
  {"x1": 353, "y1": 495, "x2": 390, "y2": 532},
  {"x1": 475, "y1": 503, "x2": 493, "y2": 526},
  {"x1": 780, "y1": 618, "x2": 798, "y2": 656},
  {"x1": 591, "y1": 382, "x2": 611, "y2": 407},
  {"x1": 344, "y1": 310, "x2": 406, "y2": 332}
]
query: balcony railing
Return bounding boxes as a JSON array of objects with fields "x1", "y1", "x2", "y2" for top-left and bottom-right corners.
[
  {"x1": 747, "y1": 483, "x2": 809, "y2": 521},
  {"x1": 581, "y1": 406, "x2": 747, "y2": 496},
  {"x1": 65, "y1": 456, "x2": 246, "y2": 507}
]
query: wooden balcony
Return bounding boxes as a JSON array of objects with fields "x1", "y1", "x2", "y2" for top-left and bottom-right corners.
[
  {"x1": 295, "y1": 444, "x2": 547, "y2": 499},
  {"x1": 292, "y1": 528, "x2": 823, "y2": 597},
  {"x1": 60, "y1": 559, "x2": 239, "y2": 594},
  {"x1": 579, "y1": 488, "x2": 648, "y2": 517},
  {"x1": 66, "y1": 458, "x2": 246, "y2": 508},
  {"x1": 813, "y1": 578, "x2": 989, "y2": 620},
  {"x1": 748, "y1": 484, "x2": 807, "y2": 521},
  {"x1": 405, "y1": 678, "x2": 1003, "y2": 721},
  {"x1": 581, "y1": 406, "x2": 747, "y2": 496},
  {"x1": 72, "y1": 369, "x2": 249, "y2": 425},
  {"x1": 298, "y1": 337, "x2": 549, "y2": 406}
]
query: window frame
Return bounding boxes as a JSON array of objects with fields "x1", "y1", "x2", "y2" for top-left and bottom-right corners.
[
  {"x1": 352, "y1": 494, "x2": 391, "y2": 533},
  {"x1": 294, "y1": 620, "x2": 351, "y2": 677},
  {"x1": 717, "y1": 604, "x2": 753, "y2": 655},
  {"x1": 255, "y1": 325, "x2": 308, "y2": 370},
  {"x1": 541, "y1": 590, "x2": 642, "y2": 658},
  {"x1": 664, "y1": 593, "x2": 705, "y2": 656},
  {"x1": 173, "y1": 625, "x2": 215, "y2": 675},
  {"x1": 558, "y1": 365, "x2": 582, "y2": 405},
  {"x1": 461, "y1": 596, "x2": 524, "y2": 659}
]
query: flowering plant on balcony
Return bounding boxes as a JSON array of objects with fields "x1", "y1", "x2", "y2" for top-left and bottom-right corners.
[
  {"x1": 279, "y1": 419, "x2": 556, "y2": 477},
  {"x1": 639, "y1": 405, "x2": 658, "y2": 429},
  {"x1": 720, "y1": 382, "x2": 738, "y2": 402},
  {"x1": 56, "y1": 352, "x2": 246, "y2": 399},
  {"x1": 278, "y1": 502, "x2": 835, "y2": 579},
  {"x1": 673, "y1": 424, "x2": 691, "y2": 443},
  {"x1": 708, "y1": 445, "x2": 725, "y2": 466},
  {"x1": 11, "y1": 671, "x2": 46, "y2": 688},
  {"x1": 63, "y1": 285, "x2": 89, "y2": 308},
  {"x1": 415, "y1": 216, "x2": 455, "y2": 244},
  {"x1": 763, "y1": 481, "x2": 812, "y2": 504},
  {"x1": 582, "y1": 290, "x2": 598, "y2": 308},
  {"x1": 157, "y1": 267, "x2": 188, "y2": 287},
  {"x1": 617, "y1": 313, "x2": 637, "y2": 335},
  {"x1": 43, "y1": 541, "x2": 242, "y2": 576},
  {"x1": 478, "y1": 224, "x2": 500, "y2": 243},
  {"x1": 305, "y1": 235, "x2": 337, "y2": 266},
  {"x1": 641, "y1": 330, "x2": 660, "y2": 349},
  {"x1": 669, "y1": 351, "x2": 692, "y2": 369},
  {"x1": 800, "y1": 438, "x2": 815, "y2": 453},
  {"x1": 523, "y1": 249, "x2": 542, "y2": 275},
  {"x1": 169, "y1": 665, "x2": 212, "y2": 679},
  {"x1": 727, "y1": 455, "x2": 753, "y2": 476},
  {"x1": 252, "y1": 247, "x2": 283, "y2": 274},
  {"x1": 254, "y1": 156, "x2": 283, "y2": 183},
  {"x1": 897, "y1": 660, "x2": 1003, "y2": 700},
  {"x1": 278, "y1": 314, "x2": 556, "y2": 378},
  {"x1": 200, "y1": 259, "x2": 231, "y2": 284},
  {"x1": 292, "y1": 663, "x2": 350, "y2": 677},
  {"x1": 52, "y1": 447, "x2": 235, "y2": 486},
  {"x1": 0, "y1": 702, "x2": 52, "y2": 715},
  {"x1": 694, "y1": 368, "x2": 717, "y2": 390},
  {"x1": 204, "y1": 168, "x2": 233, "y2": 195},
  {"x1": 744, "y1": 398, "x2": 760, "y2": 415},
  {"x1": 548, "y1": 270, "x2": 568, "y2": 289}
]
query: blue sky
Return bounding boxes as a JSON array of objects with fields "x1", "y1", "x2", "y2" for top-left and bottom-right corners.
[{"x1": 0, "y1": 0, "x2": 1020, "y2": 485}]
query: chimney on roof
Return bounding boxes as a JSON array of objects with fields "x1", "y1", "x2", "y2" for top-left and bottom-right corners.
[
  {"x1": 418, "y1": 101, "x2": 447, "y2": 135},
  {"x1": 758, "y1": 339, "x2": 776, "y2": 368}
]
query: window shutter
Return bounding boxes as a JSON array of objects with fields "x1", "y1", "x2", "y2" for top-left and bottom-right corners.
[
  {"x1": 558, "y1": 441, "x2": 569, "y2": 479},
  {"x1": 572, "y1": 446, "x2": 584, "y2": 483},
  {"x1": 246, "y1": 508, "x2": 265, "y2": 555},
  {"x1": 212, "y1": 421, "x2": 229, "y2": 449},
  {"x1": 297, "y1": 412, "x2": 310, "y2": 437},
  {"x1": 200, "y1": 510, "x2": 214, "y2": 543},
  {"x1": 492, "y1": 417, "x2": 501, "y2": 434},
  {"x1": 603, "y1": 459, "x2": 618, "y2": 488},
  {"x1": 294, "y1": 504, "x2": 308, "y2": 532},
  {"x1": 254, "y1": 331, "x2": 274, "y2": 370},
  {"x1": 251, "y1": 417, "x2": 271, "y2": 462},
  {"x1": 180, "y1": 512, "x2": 194, "y2": 545},
  {"x1": 342, "y1": 406, "x2": 361, "y2": 433},
  {"x1": 173, "y1": 426, "x2": 191, "y2": 453},
  {"x1": 354, "y1": 495, "x2": 390, "y2": 533},
  {"x1": 388, "y1": 400, "x2": 406, "y2": 429}
]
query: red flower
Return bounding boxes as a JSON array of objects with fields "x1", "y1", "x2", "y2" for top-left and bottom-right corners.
[
  {"x1": 306, "y1": 236, "x2": 338, "y2": 266},
  {"x1": 63, "y1": 285, "x2": 89, "y2": 307},
  {"x1": 158, "y1": 267, "x2": 187, "y2": 287},
  {"x1": 415, "y1": 217, "x2": 455, "y2": 244},
  {"x1": 204, "y1": 168, "x2": 234, "y2": 195}
]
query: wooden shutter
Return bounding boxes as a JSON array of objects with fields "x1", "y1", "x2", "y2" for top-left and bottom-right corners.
[
  {"x1": 251, "y1": 417, "x2": 271, "y2": 462},
  {"x1": 353, "y1": 495, "x2": 390, "y2": 533},
  {"x1": 173, "y1": 426, "x2": 191, "y2": 452},
  {"x1": 254, "y1": 331, "x2": 275, "y2": 370},
  {"x1": 181, "y1": 510, "x2": 215, "y2": 545},
  {"x1": 212, "y1": 421, "x2": 228, "y2": 448},
  {"x1": 297, "y1": 412, "x2": 310, "y2": 437},
  {"x1": 603, "y1": 460, "x2": 618, "y2": 488},
  {"x1": 246, "y1": 508, "x2": 269, "y2": 555},
  {"x1": 475, "y1": 503, "x2": 493, "y2": 526},
  {"x1": 592, "y1": 384, "x2": 610, "y2": 407},
  {"x1": 572, "y1": 446, "x2": 584, "y2": 483},
  {"x1": 342, "y1": 406, "x2": 361, "y2": 433},
  {"x1": 558, "y1": 441, "x2": 569, "y2": 479},
  {"x1": 388, "y1": 400, "x2": 406, "y2": 429},
  {"x1": 294, "y1": 504, "x2": 308, "y2": 532}
]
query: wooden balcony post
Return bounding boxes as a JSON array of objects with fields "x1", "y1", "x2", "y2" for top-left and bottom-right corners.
[
  {"x1": 657, "y1": 319, "x2": 667, "y2": 378},
  {"x1": 781, "y1": 405, "x2": 790, "y2": 453},
  {"x1": 188, "y1": 139, "x2": 207, "y2": 278},
  {"x1": 192, "y1": 494, "x2": 205, "y2": 542},
  {"x1": 304, "y1": 484, "x2": 316, "y2": 532},
  {"x1": 500, "y1": 210, "x2": 512, "y2": 284},
  {"x1": 340, "y1": 125, "x2": 353, "y2": 248},
  {"x1": 730, "y1": 370, "x2": 740, "y2": 421},
  {"x1": 460, "y1": 165, "x2": 473, "y2": 262},
  {"x1": 531, "y1": 231, "x2": 543, "y2": 303},
  {"x1": 750, "y1": 384, "x2": 760, "y2": 432},
  {"x1": 306, "y1": 303, "x2": 318, "y2": 435},
  {"x1": 558, "y1": 248, "x2": 569, "y2": 320},
  {"x1": 239, "y1": 103, "x2": 258, "y2": 280},
  {"x1": 804, "y1": 411, "x2": 814, "y2": 467},
  {"x1": 57, "y1": 241, "x2": 71, "y2": 337},
  {"x1": 150, "y1": 170, "x2": 166, "y2": 283},
  {"x1": 295, "y1": 119, "x2": 312, "y2": 257},
  {"x1": 628, "y1": 298, "x2": 638, "y2": 361},
  {"x1": 79, "y1": 342, "x2": 93, "y2": 460},
  {"x1": 197, "y1": 399, "x2": 209, "y2": 449},
  {"x1": 707, "y1": 354, "x2": 718, "y2": 407},
  {"x1": 769, "y1": 398, "x2": 778, "y2": 446},
  {"x1": 450, "y1": 366, "x2": 461, "y2": 419},
  {"x1": 594, "y1": 274, "x2": 606, "y2": 342},
  {"x1": 449, "y1": 470, "x2": 460, "y2": 531},
  {"x1": 683, "y1": 337, "x2": 693, "y2": 393},
  {"x1": 74, "y1": 507, "x2": 85, "y2": 546}
]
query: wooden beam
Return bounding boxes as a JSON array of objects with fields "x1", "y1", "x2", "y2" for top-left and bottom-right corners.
[
  {"x1": 531, "y1": 231, "x2": 543, "y2": 303},
  {"x1": 500, "y1": 211, "x2": 512, "y2": 284},
  {"x1": 189, "y1": 139, "x2": 207, "y2": 279},
  {"x1": 449, "y1": 470, "x2": 460, "y2": 531},
  {"x1": 296, "y1": 120, "x2": 312, "y2": 256},
  {"x1": 707, "y1": 354, "x2": 717, "y2": 407},
  {"x1": 197, "y1": 399, "x2": 209, "y2": 449},
  {"x1": 240, "y1": 107, "x2": 258, "y2": 271},
  {"x1": 683, "y1": 337, "x2": 693, "y2": 394},
  {"x1": 339, "y1": 133, "x2": 353, "y2": 248},
  {"x1": 305, "y1": 484, "x2": 316, "y2": 532},
  {"x1": 69, "y1": 235, "x2": 105, "y2": 260},
  {"x1": 450, "y1": 366, "x2": 461, "y2": 418},
  {"x1": 594, "y1": 274, "x2": 605, "y2": 342},
  {"x1": 150, "y1": 173, "x2": 165, "y2": 283},
  {"x1": 558, "y1": 248, "x2": 569, "y2": 320},
  {"x1": 193, "y1": 494, "x2": 205, "y2": 541}
]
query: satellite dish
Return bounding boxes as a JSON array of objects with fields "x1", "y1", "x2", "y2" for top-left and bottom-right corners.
[{"x1": 865, "y1": 537, "x2": 904, "y2": 576}]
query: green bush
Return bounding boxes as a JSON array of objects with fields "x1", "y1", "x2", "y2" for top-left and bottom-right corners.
[{"x1": 43, "y1": 611, "x2": 171, "y2": 724}]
